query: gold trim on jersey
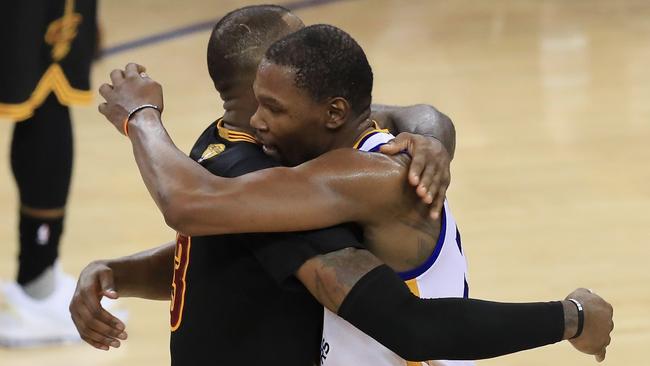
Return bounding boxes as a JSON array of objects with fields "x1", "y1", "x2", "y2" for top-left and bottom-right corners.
[
  {"x1": 352, "y1": 120, "x2": 390, "y2": 149},
  {"x1": 215, "y1": 118, "x2": 259, "y2": 144},
  {"x1": 0, "y1": 0, "x2": 90, "y2": 122},
  {"x1": 0, "y1": 63, "x2": 93, "y2": 122},
  {"x1": 405, "y1": 279, "x2": 420, "y2": 297}
]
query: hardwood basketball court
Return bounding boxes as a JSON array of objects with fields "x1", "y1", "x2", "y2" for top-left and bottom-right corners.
[{"x1": 0, "y1": 1, "x2": 647, "y2": 365}]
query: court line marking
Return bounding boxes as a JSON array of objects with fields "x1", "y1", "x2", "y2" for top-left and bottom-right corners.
[{"x1": 101, "y1": 0, "x2": 349, "y2": 57}]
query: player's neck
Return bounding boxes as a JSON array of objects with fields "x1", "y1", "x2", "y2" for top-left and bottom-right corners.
[
  {"x1": 329, "y1": 109, "x2": 375, "y2": 150},
  {"x1": 222, "y1": 109, "x2": 256, "y2": 136}
]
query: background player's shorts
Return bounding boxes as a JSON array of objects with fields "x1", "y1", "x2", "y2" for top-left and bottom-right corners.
[{"x1": 0, "y1": 0, "x2": 97, "y2": 121}]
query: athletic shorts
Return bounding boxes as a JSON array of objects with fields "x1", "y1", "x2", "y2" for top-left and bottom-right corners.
[{"x1": 0, "y1": 0, "x2": 97, "y2": 121}]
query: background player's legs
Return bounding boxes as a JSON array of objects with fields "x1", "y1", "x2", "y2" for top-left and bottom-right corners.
[
  {"x1": 10, "y1": 93, "x2": 73, "y2": 299},
  {"x1": 0, "y1": 93, "x2": 82, "y2": 347}
]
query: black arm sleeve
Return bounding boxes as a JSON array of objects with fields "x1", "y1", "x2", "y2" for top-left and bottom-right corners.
[
  {"x1": 249, "y1": 225, "x2": 364, "y2": 287},
  {"x1": 338, "y1": 265, "x2": 565, "y2": 361}
]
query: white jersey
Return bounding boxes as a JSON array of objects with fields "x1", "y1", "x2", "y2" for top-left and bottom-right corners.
[{"x1": 321, "y1": 129, "x2": 473, "y2": 366}]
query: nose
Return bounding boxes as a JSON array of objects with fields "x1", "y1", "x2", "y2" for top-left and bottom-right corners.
[{"x1": 250, "y1": 105, "x2": 267, "y2": 133}]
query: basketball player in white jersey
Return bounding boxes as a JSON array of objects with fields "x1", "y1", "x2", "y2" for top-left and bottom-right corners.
[
  {"x1": 319, "y1": 127, "x2": 472, "y2": 366},
  {"x1": 96, "y1": 23, "x2": 613, "y2": 364}
]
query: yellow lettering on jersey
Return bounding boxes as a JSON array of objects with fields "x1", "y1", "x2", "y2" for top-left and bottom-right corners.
[{"x1": 170, "y1": 234, "x2": 191, "y2": 331}]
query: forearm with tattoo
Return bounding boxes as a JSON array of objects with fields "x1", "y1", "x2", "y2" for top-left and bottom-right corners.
[{"x1": 296, "y1": 248, "x2": 382, "y2": 313}]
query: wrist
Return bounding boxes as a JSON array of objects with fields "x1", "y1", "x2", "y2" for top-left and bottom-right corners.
[
  {"x1": 127, "y1": 107, "x2": 163, "y2": 137},
  {"x1": 562, "y1": 300, "x2": 579, "y2": 340}
]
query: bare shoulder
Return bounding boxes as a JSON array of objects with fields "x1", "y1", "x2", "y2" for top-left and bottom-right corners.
[
  {"x1": 303, "y1": 148, "x2": 410, "y2": 176},
  {"x1": 295, "y1": 149, "x2": 413, "y2": 219}
]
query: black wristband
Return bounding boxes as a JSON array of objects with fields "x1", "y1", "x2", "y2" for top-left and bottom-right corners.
[
  {"x1": 567, "y1": 298, "x2": 585, "y2": 339},
  {"x1": 122, "y1": 104, "x2": 161, "y2": 136},
  {"x1": 128, "y1": 103, "x2": 160, "y2": 119}
]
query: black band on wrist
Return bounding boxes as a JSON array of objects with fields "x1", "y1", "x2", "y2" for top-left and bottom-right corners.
[
  {"x1": 567, "y1": 298, "x2": 584, "y2": 339},
  {"x1": 123, "y1": 104, "x2": 161, "y2": 137},
  {"x1": 127, "y1": 104, "x2": 160, "y2": 121}
]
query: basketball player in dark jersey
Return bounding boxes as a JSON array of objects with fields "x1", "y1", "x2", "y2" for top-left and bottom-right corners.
[
  {"x1": 0, "y1": 0, "x2": 98, "y2": 347},
  {"x1": 80, "y1": 5, "x2": 611, "y2": 365},
  {"x1": 72, "y1": 6, "x2": 454, "y2": 365}
]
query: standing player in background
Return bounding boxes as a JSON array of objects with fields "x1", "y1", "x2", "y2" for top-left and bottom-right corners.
[{"x1": 0, "y1": 0, "x2": 97, "y2": 347}]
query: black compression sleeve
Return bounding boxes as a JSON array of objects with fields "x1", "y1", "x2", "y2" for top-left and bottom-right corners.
[{"x1": 338, "y1": 265, "x2": 565, "y2": 361}]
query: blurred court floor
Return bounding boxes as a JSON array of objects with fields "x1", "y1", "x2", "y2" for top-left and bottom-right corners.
[{"x1": 1, "y1": 0, "x2": 648, "y2": 365}]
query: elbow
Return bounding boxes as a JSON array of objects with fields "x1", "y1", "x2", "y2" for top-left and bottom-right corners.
[
  {"x1": 159, "y1": 190, "x2": 228, "y2": 237},
  {"x1": 420, "y1": 104, "x2": 455, "y2": 130},
  {"x1": 418, "y1": 104, "x2": 456, "y2": 159},
  {"x1": 158, "y1": 191, "x2": 193, "y2": 234},
  {"x1": 162, "y1": 208, "x2": 203, "y2": 236},
  {"x1": 161, "y1": 201, "x2": 187, "y2": 233}
]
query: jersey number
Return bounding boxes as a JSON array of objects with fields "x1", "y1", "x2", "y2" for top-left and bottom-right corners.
[{"x1": 170, "y1": 234, "x2": 191, "y2": 331}]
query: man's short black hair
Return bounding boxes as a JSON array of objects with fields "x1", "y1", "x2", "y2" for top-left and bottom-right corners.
[
  {"x1": 264, "y1": 24, "x2": 373, "y2": 116},
  {"x1": 207, "y1": 5, "x2": 299, "y2": 91}
]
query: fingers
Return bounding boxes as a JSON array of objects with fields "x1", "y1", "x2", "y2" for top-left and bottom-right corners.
[
  {"x1": 88, "y1": 339, "x2": 110, "y2": 351},
  {"x1": 98, "y1": 102, "x2": 107, "y2": 116},
  {"x1": 80, "y1": 294, "x2": 126, "y2": 334},
  {"x1": 379, "y1": 137, "x2": 424, "y2": 186},
  {"x1": 416, "y1": 162, "x2": 438, "y2": 204},
  {"x1": 110, "y1": 69, "x2": 124, "y2": 85},
  {"x1": 408, "y1": 150, "x2": 427, "y2": 187},
  {"x1": 98, "y1": 83, "x2": 113, "y2": 100},
  {"x1": 79, "y1": 320, "x2": 121, "y2": 350},
  {"x1": 379, "y1": 139, "x2": 407, "y2": 156},
  {"x1": 415, "y1": 185, "x2": 431, "y2": 204},
  {"x1": 429, "y1": 167, "x2": 450, "y2": 219},
  {"x1": 71, "y1": 306, "x2": 125, "y2": 350},
  {"x1": 102, "y1": 289, "x2": 119, "y2": 300},
  {"x1": 124, "y1": 62, "x2": 144, "y2": 78},
  {"x1": 416, "y1": 160, "x2": 449, "y2": 218},
  {"x1": 429, "y1": 181, "x2": 448, "y2": 220},
  {"x1": 98, "y1": 270, "x2": 118, "y2": 299}
]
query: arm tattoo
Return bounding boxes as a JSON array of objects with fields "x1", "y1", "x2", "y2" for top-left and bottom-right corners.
[
  {"x1": 404, "y1": 237, "x2": 436, "y2": 268},
  {"x1": 309, "y1": 248, "x2": 382, "y2": 312}
]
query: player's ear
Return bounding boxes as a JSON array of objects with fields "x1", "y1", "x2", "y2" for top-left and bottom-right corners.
[{"x1": 325, "y1": 97, "x2": 350, "y2": 130}]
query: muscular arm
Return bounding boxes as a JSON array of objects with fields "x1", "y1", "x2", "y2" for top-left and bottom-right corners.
[
  {"x1": 128, "y1": 110, "x2": 407, "y2": 236},
  {"x1": 371, "y1": 104, "x2": 456, "y2": 158},
  {"x1": 102, "y1": 241, "x2": 174, "y2": 300},
  {"x1": 296, "y1": 248, "x2": 578, "y2": 361}
]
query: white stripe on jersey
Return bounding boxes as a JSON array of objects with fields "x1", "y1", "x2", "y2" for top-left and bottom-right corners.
[{"x1": 321, "y1": 131, "x2": 473, "y2": 366}]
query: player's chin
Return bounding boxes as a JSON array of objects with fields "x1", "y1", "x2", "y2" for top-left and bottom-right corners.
[{"x1": 262, "y1": 144, "x2": 282, "y2": 160}]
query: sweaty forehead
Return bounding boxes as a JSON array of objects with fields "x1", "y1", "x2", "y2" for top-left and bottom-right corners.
[{"x1": 256, "y1": 60, "x2": 298, "y2": 93}]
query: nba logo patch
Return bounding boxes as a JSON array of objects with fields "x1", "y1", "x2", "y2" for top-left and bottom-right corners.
[{"x1": 198, "y1": 144, "x2": 226, "y2": 162}]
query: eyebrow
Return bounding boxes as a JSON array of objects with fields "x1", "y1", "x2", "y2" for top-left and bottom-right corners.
[{"x1": 258, "y1": 95, "x2": 284, "y2": 108}]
